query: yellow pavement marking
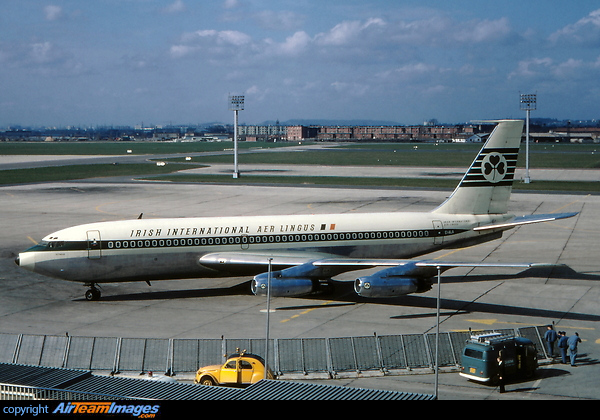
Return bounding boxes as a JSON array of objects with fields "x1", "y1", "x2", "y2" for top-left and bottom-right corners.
[{"x1": 280, "y1": 301, "x2": 335, "y2": 323}]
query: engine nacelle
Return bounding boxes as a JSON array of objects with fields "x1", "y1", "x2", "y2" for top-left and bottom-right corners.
[
  {"x1": 354, "y1": 276, "x2": 423, "y2": 298},
  {"x1": 354, "y1": 262, "x2": 437, "y2": 298},
  {"x1": 251, "y1": 275, "x2": 315, "y2": 297}
]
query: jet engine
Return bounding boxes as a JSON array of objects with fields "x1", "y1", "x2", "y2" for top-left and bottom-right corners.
[
  {"x1": 251, "y1": 275, "x2": 315, "y2": 297},
  {"x1": 251, "y1": 261, "x2": 338, "y2": 297},
  {"x1": 353, "y1": 263, "x2": 435, "y2": 298}
]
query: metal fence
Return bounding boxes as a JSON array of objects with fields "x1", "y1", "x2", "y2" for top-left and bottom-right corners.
[{"x1": 0, "y1": 326, "x2": 549, "y2": 378}]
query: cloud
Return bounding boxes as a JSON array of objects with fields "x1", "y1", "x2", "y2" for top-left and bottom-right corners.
[
  {"x1": 315, "y1": 18, "x2": 385, "y2": 46},
  {"x1": 508, "y1": 56, "x2": 600, "y2": 84},
  {"x1": 379, "y1": 62, "x2": 440, "y2": 82},
  {"x1": 171, "y1": 29, "x2": 252, "y2": 59},
  {"x1": 508, "y1": 57, "x2": 553, "y2": 79},
  {"x1": 265, "y1": 31, "x2": 311, "y2": 56},
  {"x1": 44, "y1": 5, "x2": 63, "y2": 21},
  {"x1": 549, "y1": 9, "x2": 600, "y2": 46},
  {"x1": 254, "y1": 10, "x2": 305, "y2": 31},
  {"x1": 223, "y1": 0, "x2": 240, "y2": 9},
  {"x1": 330, "y1": 81, "x2": 369, "y2": 97},
  {"x1": 162, "y1": 0, "x2": 186, "y2": 14},
  {"x1": 457, "y1": 17, "x2": 515, "y2": 43},
  {"x1": 389, "y1": 14, "x2": 517, "y2": 47}
]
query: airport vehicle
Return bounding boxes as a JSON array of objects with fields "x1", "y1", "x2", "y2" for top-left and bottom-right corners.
[
  {"x1": 15, "y1": 120, "x2": 577, "y2": 300},
  {"x1": 459, "y1": 332, "x2": 538, "y2": 383},
  {"x1": 194, "y1": 351, "x2": 274, "y2": 386}
]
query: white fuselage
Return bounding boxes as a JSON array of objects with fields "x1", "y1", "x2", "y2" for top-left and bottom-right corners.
[{"x1": 17, "y1": 211, "x2": 511, "y2": 284}]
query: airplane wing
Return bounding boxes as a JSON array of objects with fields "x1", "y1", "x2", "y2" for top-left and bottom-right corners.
[
  {"x1": 201, "y1": 250, "x2": 565, "y2": 299},
  {"x1": 200, "y1": 252, "x2": 557, "y2": 276},
  {"x1": 473, "y1": 212, "x2": 578, "y2": 232}
]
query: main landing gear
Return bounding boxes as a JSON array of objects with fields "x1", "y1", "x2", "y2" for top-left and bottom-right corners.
[{"x1": 84, "y1": 283, "x2": 101, "y2": 301}]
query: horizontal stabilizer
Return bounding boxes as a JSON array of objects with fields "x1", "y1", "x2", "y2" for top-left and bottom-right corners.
[{"x1": 473, "y1": 212, "x2": 578, "y2": 231}]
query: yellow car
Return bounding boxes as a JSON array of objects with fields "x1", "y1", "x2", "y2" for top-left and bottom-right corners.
[{"x1": 194, "y1": 350, "x2": 275, "y2": 387}]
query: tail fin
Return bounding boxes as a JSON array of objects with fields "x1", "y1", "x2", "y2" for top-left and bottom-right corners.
[{"x1": 433, "y1": 119, "x2": 524, "y2": 215}]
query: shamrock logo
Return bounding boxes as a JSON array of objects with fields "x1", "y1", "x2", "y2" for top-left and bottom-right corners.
[{"x1": 481, "y1": 152, "x2": 507, "y2": 183}]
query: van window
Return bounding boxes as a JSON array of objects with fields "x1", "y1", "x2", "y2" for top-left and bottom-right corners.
[{"x1": 464, "y1": 348, "x2": 484, "y2": 359}]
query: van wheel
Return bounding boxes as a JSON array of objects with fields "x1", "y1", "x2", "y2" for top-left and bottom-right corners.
[{"x1": 200, "y1": 377, "x2": 216, "y2": 386}]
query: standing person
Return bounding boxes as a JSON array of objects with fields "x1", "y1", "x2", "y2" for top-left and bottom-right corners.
[
  {"x1": 568, "y1": 332, "x2": 582, "y2": 367},
  {"x1": 544, "y1": 325, "x2": 558, "y2": 358},
  {"x1": 558, "y1": 332, "x2": 569, "y2": 364},
  {"x1": 497, "y1": 350, "x2": 506, "y2": 393}
]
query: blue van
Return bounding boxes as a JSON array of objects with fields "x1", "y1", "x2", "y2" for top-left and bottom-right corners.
[{"x1": 460, "y1": 333, "x2": 538, "y2": 383}]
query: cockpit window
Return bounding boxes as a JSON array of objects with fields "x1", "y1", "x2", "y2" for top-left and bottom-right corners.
[
  {"x1": 25, "y1": 241, "x2": 66, "y2": 252},
  {"x1": 24, "y1": 242, "x2": 49, "y2": 252}
]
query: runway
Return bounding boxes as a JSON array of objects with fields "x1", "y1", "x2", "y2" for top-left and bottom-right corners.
[{"x1": 1, "y1": 159, "x2": 599, "y2": 399}]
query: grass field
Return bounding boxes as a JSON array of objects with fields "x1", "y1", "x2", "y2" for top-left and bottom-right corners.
[
  {"x1": 1, "y1": 140, "x2": 598, "y2": 191},
  {"x1": 155, "y1": 141, "x2": 600, "y2": 169},
  {"x1": 0, "y1": 140, "x2": 289, "y2": 155},
  {"x1": 147, "y1": 173, "x2": 600, "y2": 193}
]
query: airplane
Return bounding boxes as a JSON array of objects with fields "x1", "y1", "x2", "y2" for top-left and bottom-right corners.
[{"x1": 15, "y1": 119, "x2": 577, "y2": 301}]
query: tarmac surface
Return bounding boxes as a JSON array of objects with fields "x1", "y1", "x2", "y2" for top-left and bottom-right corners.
[{"x1": 1, "y1": 151, "x2": 599, "y2": 400}]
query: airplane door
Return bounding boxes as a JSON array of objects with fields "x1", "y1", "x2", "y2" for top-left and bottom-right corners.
[
  {"x1": 86, "y1": 230, "x2": 102, "y2": 259},
  {"x1": 433, "y1": 220, "x2": 444, "y2": 245}
]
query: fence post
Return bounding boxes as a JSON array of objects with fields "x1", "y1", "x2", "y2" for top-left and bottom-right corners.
[
  {"x1": 325, "y1": 337, "x2": 334, "y2": 378},
  {"x1": 113, "y1": 338, "x2": 122, "y2": 374},
  {"x1": 400, "y1": 335, "x2": 409, "y2": 369},
  {"x1": 166, "y1": 339, "x2": 174, "y2": 376},
  {"x1": 374, "y1": 333, "x2": 385, "y2": 373},
  {"x1": 423, "y1": 334, "x2": 433, "y2": 369},
  {"x1": 12, "y1": 334, "x2": 23, "y2": 364},
  {"x1": 62, "y1": 335, "x2": 71, "y2": 369}
]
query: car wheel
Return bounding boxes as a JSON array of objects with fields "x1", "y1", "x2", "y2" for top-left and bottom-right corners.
[{"x1": 200, "y1": 376, "x2": 216, "y2": 386}]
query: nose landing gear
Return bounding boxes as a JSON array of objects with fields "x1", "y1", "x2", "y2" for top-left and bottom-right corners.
[{"x1": 84, "y1": 284, "x2": 101, "y2": 301}]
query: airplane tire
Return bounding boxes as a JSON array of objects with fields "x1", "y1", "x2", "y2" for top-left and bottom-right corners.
[{"x1": 85, "y1": 288, "x2": 101, "y2": 301}]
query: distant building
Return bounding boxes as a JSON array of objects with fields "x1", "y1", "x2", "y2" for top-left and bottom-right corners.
[
  {"x1": 238, "y1": 123, "x2": 286, "y2": 140},
  {"x1": 283, "y1": 124, "x2": 476, "y2": 142}
]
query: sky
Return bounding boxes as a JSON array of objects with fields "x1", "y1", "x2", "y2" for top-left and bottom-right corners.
[{"x1": 2, "y1": 0, "x2": 600, "y2": 127}]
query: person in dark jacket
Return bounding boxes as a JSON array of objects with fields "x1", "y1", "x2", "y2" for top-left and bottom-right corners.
[
  {"x1": 557, "y1": 331, "x2": 569, "y2": 364},
  {"x1": 568, "y1": 332, "x2": 582, "y2": 367},
  {"x1": 497, "y1": 351, "x2": 506, "y2": 393},
  {"x1": 544, "y1": 325, "x2": 558, "y2": 358}
]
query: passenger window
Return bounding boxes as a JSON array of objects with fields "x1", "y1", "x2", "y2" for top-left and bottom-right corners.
[{"x1": 240, "y1": 361, "x2": 253, "y2": 370}]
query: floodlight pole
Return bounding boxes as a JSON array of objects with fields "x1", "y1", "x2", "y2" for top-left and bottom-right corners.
[
  {"x1": 229, "y1": 95, "x2": 244, "y2": 179},
  {"x1": 434, "y1": 266, "x2": 441, "y2": 399},
  {"x1": 520, "y1": 93, "x2": 536, "y2": 184},
  {"x1": 264, "y1": 258, "x2": 273, "y2": 379}
]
